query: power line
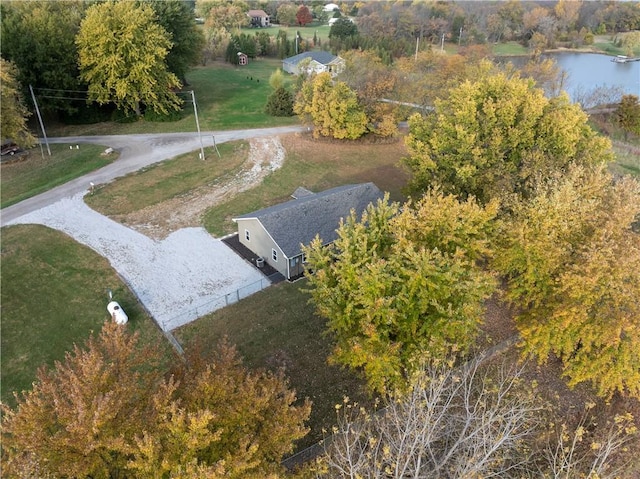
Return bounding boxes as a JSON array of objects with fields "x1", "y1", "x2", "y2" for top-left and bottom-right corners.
[
  {"x1": 33, "y1": 88, "x2": 90, "y2": 94},
  {"x1": 38, "y1": 95, "x2": 90, "y2": 101}
]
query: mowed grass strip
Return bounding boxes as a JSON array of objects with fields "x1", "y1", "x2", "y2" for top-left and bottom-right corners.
[
  {"x1": 46, "y1": 59, "x2": 298, "y2": 137},
  {"x1": 0, "y1": 225, "x2": 172, "y2": 406},
  {"x1": 204, "y1": 134, "x2": 410, "y2": 236},
  {"x1": 0, "y1": 144, "x2": 113, "y2": 208},
  {"x1": 85, "y1": 141, "x2": 248, "y2": 215},
  {"x1": 174, "y1": 279, "x2": 373, "y2": 449}
]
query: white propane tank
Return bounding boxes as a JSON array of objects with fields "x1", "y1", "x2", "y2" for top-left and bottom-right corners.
[{"x1": 107, "y1": 301, "x2": 129, "y2": 325}]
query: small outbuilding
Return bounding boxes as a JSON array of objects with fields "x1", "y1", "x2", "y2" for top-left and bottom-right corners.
[{"x1": 233, "y1": 183, "x2": 384, "y2": 281}]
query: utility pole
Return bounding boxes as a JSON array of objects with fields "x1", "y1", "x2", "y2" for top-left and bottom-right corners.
[
  {"x1": 191, "y1": 90, "x2": 205, "y2": 161},
  {"x1": 415, "y1": 36, "x2": 420, "y2": 62},
  {"x1": 29, "y1": 85, "x2": 51, "y2": 156}
]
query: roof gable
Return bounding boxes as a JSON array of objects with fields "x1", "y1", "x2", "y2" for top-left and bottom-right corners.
[
  {"x1": 234, "y1": 183, "x2": 383, "y2": 257},
  {"x1": 247, "y1": 9, "x2": 268, "y2": 17},
  {"x1": 283, "y1": 51, "x2": 340, "y2": 67}
]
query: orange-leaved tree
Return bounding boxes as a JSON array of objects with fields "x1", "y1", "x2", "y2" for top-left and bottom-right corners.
[{"x1": 2, "y1": 322, "x2": 310, "y2": 478}]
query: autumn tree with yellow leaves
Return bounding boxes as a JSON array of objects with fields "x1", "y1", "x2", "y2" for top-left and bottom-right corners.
[
  {"x1": 494, "y1": 165, "x2": 640, "y2": 398},
  {"x1": 404, "y1": 66, "x2": 612, "y2": 204},
  {"x1": 294, "y1": 72, "x2": 368, "y2": 140},
  {"x1": 303, "y1": 191, "x2": 498, "y2": 393}
]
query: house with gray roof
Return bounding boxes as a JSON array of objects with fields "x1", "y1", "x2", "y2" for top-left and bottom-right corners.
[
  {"x1": 232, "y1": 183, "x2": 383, "y2": 280},
  {"x1": 282, "y1": 51, "x2": 345, "y2": 76}
]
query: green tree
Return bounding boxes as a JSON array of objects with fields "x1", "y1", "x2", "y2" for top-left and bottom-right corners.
[
  {"x1": 277, "y1": 4, "x2": 298, "y2": 27},
  {"x1": 76, "y1": 0, "x2": 182, "y2": 117},
  {"x1": 404, "y1": 65, "x2": 612, "y2": 204},
  {"x1": 265, "y1": 86, "x2": 294, "y2": 117},
  {"x1": 494, "y1": 165, "x2": 640, "y2": 399},
  {"x1": 615, "y1": 94, "x2": 640, "y2": 139},
  {"x1": 0, "y1": 0, "x2": 86, "y2": 115},
  {"x1": 294, "y1": 72, "x2": 368, "y2": 140},
  {"x1": 0, "y1": 58, "x2": 36, "y2": 148},
  {"x1": 303, "y1": 192, "x2": 497, "y2": 393},
  {"x1": 269, "y1": 68, "x2": 285, "y2": 91},
  {"x1": 1, "y1": 323, "x2": 311, "y2": 477},
  {"x1": 145, "y1": 0, "x2": 205, "y2": 84},
  {"x1": 329, "y1": 17, "x2": 358, "y2": 40}
]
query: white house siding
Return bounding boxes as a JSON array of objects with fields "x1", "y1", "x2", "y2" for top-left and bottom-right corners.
[{"x1": 236, "y1": 218, "x2": 287, "y2": 278}]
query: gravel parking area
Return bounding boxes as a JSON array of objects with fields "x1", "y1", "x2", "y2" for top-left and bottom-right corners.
[{"x1": 6, "y1": 193, "x2": 267, "y2": 331}]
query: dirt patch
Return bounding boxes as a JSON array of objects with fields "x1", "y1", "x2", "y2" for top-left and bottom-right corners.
[{"x1": 115, "y1": 137, "x2": 286, "y2": 239}]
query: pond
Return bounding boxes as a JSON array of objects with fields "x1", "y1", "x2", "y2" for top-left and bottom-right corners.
[
  {"x1": 547, "y1": 52, "x2": 640, "y2": 103},
  {"x1": 502, "y1": 52, "x2": 640, "y2": 105}
]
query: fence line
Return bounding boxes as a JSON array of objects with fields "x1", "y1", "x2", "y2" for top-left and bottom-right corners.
[{"x1": 159, "y1": 276, "x2": 274, "y2": 332}]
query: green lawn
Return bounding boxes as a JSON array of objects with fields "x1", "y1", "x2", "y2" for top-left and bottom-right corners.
[
  {"x1": 46, "y1": 60, "x2": 299, "y2": 137},
  {"x1": 241, "y1": 23, "x2": 332, "y2": 46},
  {"x1": 0, "y1": 225, "x2": 173, "y2": 407},
  {"x1": 85, "y1": 141, "x2": 248, "y2": 215},
  {"x1": 491, "y1": 42, "x2": 529, "y2": 56},
  {"x1": 1, "y1": 144, "x2": 113, "y2": 208}
]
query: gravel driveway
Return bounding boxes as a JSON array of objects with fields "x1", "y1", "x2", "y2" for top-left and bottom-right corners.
[
  {"x1": 1, "y1": 127, "x2": 305, "y2": 331},
  {"x1": 7, "y1": 193, "x2": 266, "y2": 331}
]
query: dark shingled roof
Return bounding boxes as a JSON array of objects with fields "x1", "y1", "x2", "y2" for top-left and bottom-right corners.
[
  {"x1": 234, "y1": 183, "x2": 383, "y2": 258},
  {"x1": 283, "y1": 51, "x2": 339, "y2": 67}
]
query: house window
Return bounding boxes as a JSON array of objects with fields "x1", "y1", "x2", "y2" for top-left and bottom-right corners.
[
  {"x1": 245, "y1": 229, "x2": 250, "y2": 241},
  {"x1": 272, "y1": 249, "x2": 278, "y2": 262}
]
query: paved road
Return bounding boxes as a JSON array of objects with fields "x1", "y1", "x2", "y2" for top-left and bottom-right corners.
[{"x1": 0, "y1": 126, "x2": 305, "y2": 225}]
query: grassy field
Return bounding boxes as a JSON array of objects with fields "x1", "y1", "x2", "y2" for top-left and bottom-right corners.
[
  {"x1": 0, "y1": 225, "x2": 173, "y2": 407},
  {"x1": 241, "y1": 24, "x2": 332, "y2": 46},
  {"x1": 491, "y1": 42, "x2": 529, "y2": 56},
  {"x1": 46, "y1": 59, "x2": 299, "y2": 137},
  {"x1": 174, "y1": 279, "x2": 373, "y2": 449},
  {"x1": 84, "y1": 132, "x2": 410, "y2": 237},
  {"x1": 85, "y1": 141, "x2": 247, "y2": 215},
  {"x1": 1, "y1": 144, "x2": 113, "y2": 208}
]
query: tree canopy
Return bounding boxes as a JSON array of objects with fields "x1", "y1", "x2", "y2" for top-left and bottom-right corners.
[
  {"x1": 303, "y1": 192, "x2": 497, "y2": 393},
  {"x1": 494, "y1": 165, "x2": 640, "y2": 398},
  {"x1": 404, "y1": 65, "x2": 613, "y2": 203},
  {"x1": 616, "y1": 94, "x2": 640, "y2": 139},
  {"x1": 145, "y1": 0, "x2": 205, "y2": 83},
  {"x1": 0, "y1": 58, "x2": 36, "y2": 147},
  {"x1": 76, "y1": 0, "x2": 182, "y2": 116},
  {"x1": 0, "y1": 0, "x2": 86, "y2": 115},
  {"x1": 1, "y1": 322, "x2": 310, "y2": 477},
  {"x1": 294, "y1": 72, "x2": 368, "y2": 140}
]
